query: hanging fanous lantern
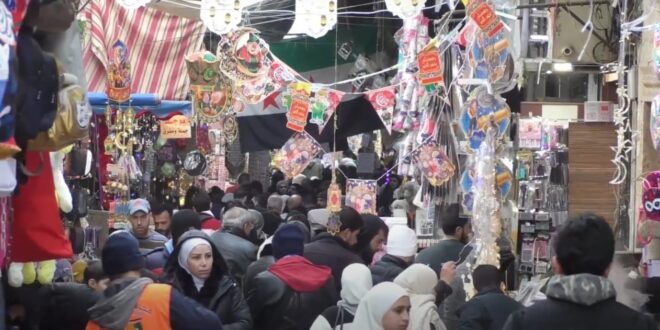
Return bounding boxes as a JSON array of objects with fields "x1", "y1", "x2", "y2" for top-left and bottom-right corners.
[{"x1": 200, "y1": 0, "x2": 244, "y2": 35}]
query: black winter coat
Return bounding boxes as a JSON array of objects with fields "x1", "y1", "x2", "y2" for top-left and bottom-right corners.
[
  {"x1": 38, "y1": 283, "x2": 102, "y2": 330},
  {"x1": 459, "y1": 288, "x2": 521, "y2": 330},
  {"x1": 163, "y1": 230, "x2": 253, "y2": 330},
  {"x1": 247, "y1": 256, "x2": 338, "y2": 330},
  {"x1": 304, "y1": 233, "x2": 363, "y2": 293},
  {"x1": 370, "y1": 254, "x2": 410, "y2": 285},
  {"x1": 503, "y1": 274, "x2": 655, "y2": 330}
]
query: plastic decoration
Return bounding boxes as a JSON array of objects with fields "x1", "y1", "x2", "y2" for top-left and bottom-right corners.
[
  {"x1": 459, "y1": 87, "x2": 511, "y2": 150},
  {"x1": 467, "y1": 0, "x2": 504, "y2": 37},
  {"x1": 327, "y1": 183, "x2": 342, "y2": 213},
  {"x1": 186, "y1": 51, "x2": 232, "y2": 122},
  {"x1": 417, "y1": 47, "x2": 444, "y2": 91},
  {"x1": 200, "y1": 0, "x2": 244, "y2": 35},
  {"x1": 272, "y1": 132, "x2": 322, "y2": 177},
  {"x1": 366, "y1": 87, "x2": 396, "y2": 134},
  {"x1": 412, "y1": 141, "x2": 456, "y2": 187},
  {"x1": 106, "y1": 40, "x2": 131, "y2": 103},
  {"x1": 462, "y1": 160, "x2": 512, "y2": 211},
  {"x1": 385, "y1": 0, "x2": 425, "y2": 19},
  {"x1": 295, "y1": 0, "x2": 337, "y2": 38},
  {"x1": 283, "y1": 82, "x2": 312, "y2": 132},
  {"x1": 310, "y1": 87, "x2": 344, "y2": 130},
  {"x1": 345, "y1": 179, "x2": 378, "y2": 215},
  {"x1": 651, "y1": 95, "x2": 660, "y2": 152},
  {"x1": 217, "y1": 28, "x2": 270, "y2": 82}
]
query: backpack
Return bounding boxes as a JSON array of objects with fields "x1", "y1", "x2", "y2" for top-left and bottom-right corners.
[{"x1": 27, "y1": 71, "x2": 91, "y2": 151}]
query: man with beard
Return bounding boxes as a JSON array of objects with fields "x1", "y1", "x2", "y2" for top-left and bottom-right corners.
[
  {"x1": 210, "y1": 207, "x2": 258, "y2": 286},
  {"x1": 416, "y1": 203, "x2": 472, "y2": 273}
]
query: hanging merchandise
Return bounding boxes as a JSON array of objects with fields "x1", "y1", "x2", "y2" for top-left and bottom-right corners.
[
  {"x1": 345, "y1": 179, "x2": 378, "y2": 215},
  {"x1": 518, "y1": 118, "x2": 543, "y2": 149},
  {"x1": 651, "y1": 94, "x2": 660, "y2": 152},
  {"x1": 460, "y1": 86, "x2": 511, "y2": 150},
  {"x1": 412, "y1": 141, "x2": 456, "y2": 187},
  {"x1": 283, "y1": 82, "x2": 312, "y2": 133},
  {"x1": 365, "y1": 86, "x2": 396, "y2": 134},
  {"x1": 160, "y1": 115, "x2": 192, "y2": 139},
  {"x1": 106, "y1": 40, "x2": 131, "y2": 103},
  {"x1": 417, "y1": 46, "x2": 444, "y2": 91},
  {"x1": 294, "y1": 0, "x2": 337, "y2": 38},
  {"x1": 466, "y1": 30, "x2": 513, "y2": 85},
  {"x1": 217, "y1": 28, "x2": 274, "y2": 104},
  {"x1": 271, "y1": 131, "x2": 322, "y2": 177},
  {"x1": 466, "y1": 0, "x2": 504, "y2": 37},
  {"x1": 183, "y1": 150, "x2": 207, "y2": 177},
  {"x1": 385, "y1": 0, "x2": 425, "y2": 19},
  {"x1": 199, "y1": 0, "x2": 244, "y2": 35},
  {"x1": 222, "y1": 115, "x2": 239, "y2": 144},
  {"x1": 186, "y1": 51, "x2": 233, "y2": 123},
  {"x1": 327, "y1": 183, "x2": 342, "y2": 213}
]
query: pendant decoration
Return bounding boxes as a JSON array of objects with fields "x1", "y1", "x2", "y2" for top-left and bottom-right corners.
[
  {"x1": 283, "y1": 82, "x2": 312, "y2": 132},
  {"x1": 200, "y1": 0, "x2": 244, "y2": 35}
]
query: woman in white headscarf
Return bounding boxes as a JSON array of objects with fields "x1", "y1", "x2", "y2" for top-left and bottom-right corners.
[
  {"x1": 162, "y1": 230, "x2": 252, "y2": 330},
  {"x1": 352, "y1": 282, "x2": 410, "y2": 330},
  {"x1": 310, "y1": 263, "x2": 373, "y2": 330},
  {"x1": 394, "y1": 264, "x2": 447, "y2": 330}
]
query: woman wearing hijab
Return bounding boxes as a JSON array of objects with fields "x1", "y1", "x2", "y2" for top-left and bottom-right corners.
[
  {"x1": 394, "y1": 264, "x2": 447, "y2": 330},
  {"x1": 162, "y1": 230, "x2": 252, "y2": 330},
  {"x1": 352, "y1": 282, "x2": 410, "y2": 330},
  {"x1": 310, "y1": 263, "x2": 373, "y2": 330},
  {"x1": 354, "y1": 215, "x2": 389, "y2": 265}
]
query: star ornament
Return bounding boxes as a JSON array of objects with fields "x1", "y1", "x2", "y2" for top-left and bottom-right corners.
[{"x1": 262, "y1": 90, "x2": 281, "y2": 111}]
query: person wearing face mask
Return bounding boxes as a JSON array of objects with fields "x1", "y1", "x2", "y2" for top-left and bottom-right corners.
[
  {"x1": 354, "y1": 215, "x2": 389, "y2": 265},
  {"x1": 310, "y1": 263, "x2": 373, "y2": 330},
  {"x1": 304, "y1": 207, "x2": 364, "y2": 294},
  {"x1": 416, "y1": 204, "x2": 473, "y2": 272},
  {"x1": 394, "y1": 264, "x2": 448, "y2": 330},
  {"x1": 163, "y1": 230, "x2": 252, "y2": 330},
  {"x1": 352, "y1": 282, "x2": 411, "y2": 330},
  {"x1": 210, "y1": 207, "x2": 258, "y2": 286}
]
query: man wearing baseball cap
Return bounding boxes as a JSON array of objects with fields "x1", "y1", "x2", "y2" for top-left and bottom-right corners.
[{"x1": 128, "y1": 198, "x2": 168, "y2": 252}]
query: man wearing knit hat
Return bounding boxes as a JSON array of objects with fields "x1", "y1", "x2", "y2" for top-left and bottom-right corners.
[
  {"x1": 247, "y1": 224, "x2": 337, "y2": 330},
  {"x1": 86, "y1": 232, "x2": 222, "y2": 330},
  {"x1": 370, "y1": 225, "x2": 418, "y2": 285}
]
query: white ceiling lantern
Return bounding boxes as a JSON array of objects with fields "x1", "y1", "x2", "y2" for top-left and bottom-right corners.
[
  {"x1": 200, "y1": 0, "x2": 244, "y2": 35},
  {"x1": 385, "y1": 0, "x2": 425, "y2": 19},
  {"x1": 294, "y1": 0, "x2": 337, "y2": 38},
  {"x1": 117, "y1": 0, "x2": 150, "y2": 10}
]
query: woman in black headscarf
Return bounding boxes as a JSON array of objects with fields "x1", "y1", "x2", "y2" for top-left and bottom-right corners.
[{"x1": 354, "y1": 215, "x2": 389, "y2": 265}]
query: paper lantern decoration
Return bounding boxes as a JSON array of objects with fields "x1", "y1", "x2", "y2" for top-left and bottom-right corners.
[
  {"x1": 107, "y1": 40, "x2": 131, "y2": 103},
  {"x1": 345, "y1": 179, "x2": 378, "y2": 215},
  {"x1": 385, "y1": 0, "x2": 425, "y2": 19},
  {"x1": 412, "y1": 141, "x2": 456, "y2": 187},
  {"x1": 272, "y1": 132, "x2": 323, "y2": 177},
  {"x1": 116, "y1": 0, "x2": 150, "y2": 9},
  {"x1": 294, "y1": 0, "x2": 337, "y2": 38},
  {"x1": 459, "y1": 87, "x2": 511, "y2": 150},
  {"x1": 200, "y1": 0, "x2": 244, "y2": 35}
]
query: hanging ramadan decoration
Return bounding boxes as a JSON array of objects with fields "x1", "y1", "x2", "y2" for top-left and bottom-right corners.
[
  {"x1": 217, "y1": 28, "x2": 274, "y2": 104},
  {"x1": 294, "y1": 0, "x2": 338, "y2": 38},
  {"x1": 345, "y1": 179, "x2": 378, "y2": 215},
  {"x1": 271, "y1": 132, "x2": 323, "y2": 177},
  {"x1": 186, "y1": 51, "x2": 233, "y2": 123},
  {"x1": 311, "y1": 87, "x2": 344, "y2": 133},
  {"x1": 412, "y1": 142, "x2": 456, "y2": 187},
  {"x1": 107, "y1": 40, "x2": 131, "y2": 103},
  {"x1": 200, "y1": 0, "x2": 244, "y2": 35},
  {"x1": 366, "y1": 87, "x2": 396, "y2": 134},
  {"x1": 282, "y1": 82, "x2": 312, "y2": 133},
  {"x1": 459, "y1": 87, "x2": 511, "y2": 150}
]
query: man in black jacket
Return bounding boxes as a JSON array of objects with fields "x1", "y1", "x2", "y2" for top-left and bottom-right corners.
[
  {"x1": 304, "y1": 206, "x2": 364, "y2": 293},
  {"x1": 460, "y1": 265, "x2": 521, "y2": 330},
  {"x1": 248, "y1": 224, "x2": 338, "y2": 330},
  {"x1": 371, "y1": 225, "x2": 417, "y2": 284},
  {"x1": 503, "y1": 213, "x2": 655, "y2": 330}
]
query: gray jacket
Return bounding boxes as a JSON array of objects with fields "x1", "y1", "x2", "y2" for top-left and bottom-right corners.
[{"x1": 210, "y1": 229, "x2": 258, "y2": 285}]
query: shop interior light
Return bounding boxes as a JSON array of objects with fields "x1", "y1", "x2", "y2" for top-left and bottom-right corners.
[
  {"x1": 529, "y1": 34, "x2": 549, "y2": 42},
  {"x1": 552, "y1": 62, "x2": 573, "y2": 72}
]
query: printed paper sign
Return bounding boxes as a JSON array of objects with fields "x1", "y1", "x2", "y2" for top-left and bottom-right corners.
[{"x1": 160, "y1": 115, "x2": 192, "y2": 139}]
